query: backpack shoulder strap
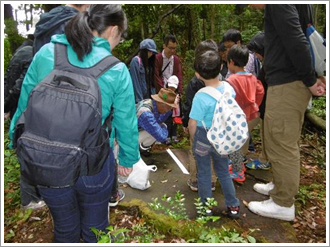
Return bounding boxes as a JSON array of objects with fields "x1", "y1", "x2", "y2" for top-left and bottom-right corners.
[
  {"x1": 160, "y1": 60, "x2": 171, "y2": 76},
  {"x1": 135, "y1": 56, "x2": 141, "y2": 67},
  {"x1": 198, "y1": 85, "x2": 223, "y2": 100},
  {"x1": 198, "y1": 86, "x2": 222, "y2": 132},
  {"x1": 222, "y1": 81, "x2": 233, "y2": 95},
  {"x1": 87, "y1": 56, "x2": 121, "y2": 79},
  {"x1": 54, "y1": 43, "x2": 121, "y2": 79}
]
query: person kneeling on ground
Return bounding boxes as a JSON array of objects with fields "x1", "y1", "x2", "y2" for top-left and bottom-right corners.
[{"x1": 137, "y1": 88, "x2": 178, "y2": 157}]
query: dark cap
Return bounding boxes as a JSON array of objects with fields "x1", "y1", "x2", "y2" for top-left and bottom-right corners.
[
  {"x1": 140, "y1": 39, "x2": 158, "y2": 54},
  {"x1": 247, "y1": 32, "x2": 265, "y2": 57}
]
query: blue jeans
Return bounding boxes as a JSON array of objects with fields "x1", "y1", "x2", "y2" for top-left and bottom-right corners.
[
  {"x1": 193, "y1": 127, "x2": 239, "y2": 207},
  {"x1": 38, "y1": 152, "x2": 115, "y2": 243}
]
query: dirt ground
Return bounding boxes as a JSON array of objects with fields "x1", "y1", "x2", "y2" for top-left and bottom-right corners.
[{"x1": 3, "y1": 128, "x2": 326, "y2": 243}]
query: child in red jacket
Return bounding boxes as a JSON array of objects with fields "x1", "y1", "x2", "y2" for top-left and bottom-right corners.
[{"x1": 227, "y1": 44, "x2": 264, "y2": 181}]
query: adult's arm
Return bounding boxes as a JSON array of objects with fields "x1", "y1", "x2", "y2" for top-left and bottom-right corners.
[
  {"x1": 129, "y1": 57, "x2": 145, "y2": 103},
  {"x1": 174, "y1": 56, "x2": 183, "y2": 94},
  {"x1": 112, "y1": 64, "x2": 140, "y2": 168},
  {"x1": 154, "y1": 53, "x2": 164, "y2": 93},
  {"x1": 255, "y1": 79, "x2": 265, "y2": 106},
  {"x1": 244, "y1": 53, "x2": 256, "y2": 75},
  {"x1": 157, "y1": 110, "x2": 172, "y2": 124},
  {"x1": 138, "y1": 112, "x2": 169, "y2": 142}
]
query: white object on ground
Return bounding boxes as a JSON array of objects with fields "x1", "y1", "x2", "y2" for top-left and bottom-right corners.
[{"x1": 166, "y1": 148, "x2": 189, "y2": 174}]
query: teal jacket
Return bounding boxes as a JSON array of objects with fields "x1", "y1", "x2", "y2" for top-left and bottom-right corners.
[{"x1": 9, "y1": 34, "x2": 140, "y2": 168}]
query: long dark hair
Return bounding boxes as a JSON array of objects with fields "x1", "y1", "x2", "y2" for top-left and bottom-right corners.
[
  {"x1": 65, "y1": 4, "x2": 127, "y2": 61},
  {"x1": 139, "y1": 49, "x2": 155, "y2": 98}
]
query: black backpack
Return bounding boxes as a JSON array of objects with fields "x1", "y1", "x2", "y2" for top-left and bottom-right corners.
[
  {"x1": 14, "y1": 43, "x2": 120, "y2": 187},
  {"x1": 4, "y1": 42, "x2": 33, "y2": 118}
]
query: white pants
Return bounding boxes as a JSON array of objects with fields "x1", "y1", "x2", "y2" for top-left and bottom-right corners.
[{"x1": 138, "y1": 130, "x2": 156, "y2": 148}]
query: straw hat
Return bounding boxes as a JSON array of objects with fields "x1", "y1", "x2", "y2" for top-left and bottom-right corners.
[{"x1": 151, "y1": 88, "x2": 178, "y2": 108}]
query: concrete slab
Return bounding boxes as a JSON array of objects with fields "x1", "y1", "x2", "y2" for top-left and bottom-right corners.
[{"x1": 120, "y1": 149, "x2": 297, "y2": 243}]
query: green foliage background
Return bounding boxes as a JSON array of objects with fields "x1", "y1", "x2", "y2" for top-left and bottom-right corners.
[{"x1": 4, "y1": 38, "x2": 12, "y2": 71}]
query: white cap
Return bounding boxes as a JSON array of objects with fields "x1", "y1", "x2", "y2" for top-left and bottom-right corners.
[{"x1": 167, "y1": 75, "x2": 179, "y2": 89}]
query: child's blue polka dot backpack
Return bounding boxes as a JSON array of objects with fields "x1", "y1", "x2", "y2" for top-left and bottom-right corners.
[{"x1": 199, "y1": 81, "x2": 249, "y2": 155}]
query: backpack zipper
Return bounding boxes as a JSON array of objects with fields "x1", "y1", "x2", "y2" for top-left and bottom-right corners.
[{"x1": 20, "y1": 135, "x2": 85, "y2": 153}]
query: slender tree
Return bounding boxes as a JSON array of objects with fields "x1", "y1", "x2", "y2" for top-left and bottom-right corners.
[
  {"x1": 4, "y1": 4, "x2": 14, "y2": 19},
  {"x1": 4, "y1": 4, "x2": 22, "y2": 53}
]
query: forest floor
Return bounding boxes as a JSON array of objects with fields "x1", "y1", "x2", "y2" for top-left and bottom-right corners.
[{"x1": 3, "y1": 122, "x2": 327, "y2": 243}]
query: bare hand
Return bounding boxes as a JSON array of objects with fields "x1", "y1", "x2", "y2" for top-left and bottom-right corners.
[
  {"x1": 309, "y1": 77, "x2": 326, "y2": 96},
  {"x1": 118, "y1": 165, "x2": 133, "y2": 177}
]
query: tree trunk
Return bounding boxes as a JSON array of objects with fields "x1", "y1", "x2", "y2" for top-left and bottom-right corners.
[
  {"x1": 210, "y1": 4, "x2": 215, "y2": 39},
  {"x1": 30, "y1": 4, "x2": 33, "y2": 28},
  {"x1": 4, "y1": 4, "x2": 14, "y2": 19},
  {"x1": 188, "y1": 8, "x2": 192, "y2": 50},
  {"x1": 4, "y1": 4, "x2": 21, "y2": 53},
  {"x1": 140, "y1": 16, "x2": 145, "y2": 40},
  {"x1": 24, "y1": 4, "x2": 29, "y2": 31},
  {"x1": 15, "y1": 9, "x2": 18, "y2": 22},
  {"x1": 306, "y1": 110, "x2": 326, "y2": 130},
  {"x1": 313, "y1": 4, "x2": 318, "y2": 29},
  {"x1": 203, "y1": 19, "x2": 206, "y2": 40}
]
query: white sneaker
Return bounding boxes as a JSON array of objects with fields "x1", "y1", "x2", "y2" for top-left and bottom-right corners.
[
  {"x1": 248, "y1": 198, "x2": 295, "y2": 221},
  {"x1": 253, "y1": 182, "x2": 274, "y2": 195},
  {"x1": 22, "y1": 200, "x2": 46, "y2": 210}
]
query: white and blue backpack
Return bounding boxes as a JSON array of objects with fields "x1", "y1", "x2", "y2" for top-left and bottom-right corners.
[{"x1": 198, "y1": 81, "x2": 249, "y2": 155}]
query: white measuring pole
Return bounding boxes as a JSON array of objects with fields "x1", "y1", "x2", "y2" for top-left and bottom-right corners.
[{"x1": 166, "y1": 148, "x2": 189, "y2": 174}]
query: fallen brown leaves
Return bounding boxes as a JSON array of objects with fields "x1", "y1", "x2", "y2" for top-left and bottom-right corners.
[{"x1": 293, "y1": 131, "x2": 326, "y2": 243}]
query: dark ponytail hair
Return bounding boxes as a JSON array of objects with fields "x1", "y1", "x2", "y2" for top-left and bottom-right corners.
[
  {"x1": 65, "y1": 4, "x2": 127, "y2": 61},
  {"x1": 139, "y1": 49, "x2": 156, "y2": 98}
]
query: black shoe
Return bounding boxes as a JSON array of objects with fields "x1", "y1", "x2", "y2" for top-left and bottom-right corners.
[
  {"x1": 140, "y1": 143, "x2": 151, "y2": 157},
  {"x1": 227, "y1": 206, "x2": 240, "y2": 219},
  {"x1": 140, "y1": 149, "x2": 151, "y2": 157}
]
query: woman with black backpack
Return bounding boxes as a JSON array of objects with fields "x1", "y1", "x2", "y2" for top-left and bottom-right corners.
[{"x1": 10, "y1": 5, "x2": 140, "y2": 243}]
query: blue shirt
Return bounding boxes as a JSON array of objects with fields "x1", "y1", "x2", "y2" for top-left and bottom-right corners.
[
  {"x1": 190, "y1": 83, "x2": 235, "y2": 127},
  {"x1": 129, "y1": 56, "x2": 148, "y2": 103},
  {"x1": 138, "y1": 101, "x2": 172, "y2": 142}
]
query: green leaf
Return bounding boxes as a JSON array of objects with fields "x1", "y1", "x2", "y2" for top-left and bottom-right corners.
[
  {"x1": 247, "y1": 235, "x2": 256, "y2": 243},
  {"x1": 90, "y1": 227, "x2": 98, "y2": 235},
  {"x1": 98, "y1": 234, "x2": 110, "y2": 243}
]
